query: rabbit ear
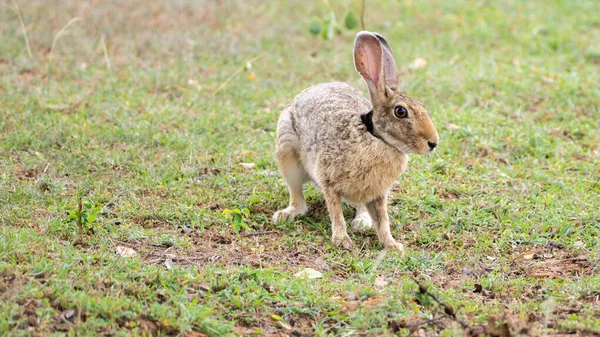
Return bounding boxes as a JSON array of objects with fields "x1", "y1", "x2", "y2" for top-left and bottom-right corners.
[
  {"x1": 354, "y1": 31, "x2": 385, "y2": 100},
  {"x1": 373, "y1": 33, "x2": 398, "y2": 89}
]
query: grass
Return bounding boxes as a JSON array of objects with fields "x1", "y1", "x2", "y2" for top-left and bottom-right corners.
[{"x1": 1, "y1": 0, "x2": 599, "y2": 335}]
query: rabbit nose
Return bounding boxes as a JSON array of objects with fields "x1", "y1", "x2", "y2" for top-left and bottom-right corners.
[{"x1": 427, "y1": 141, "x2": 437, "y2": 150}]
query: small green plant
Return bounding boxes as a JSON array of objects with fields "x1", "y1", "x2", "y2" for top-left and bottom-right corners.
[
  {"x1": 222, "y1": 208, "x2": 251, "y2": 233},
  {"x1": 309, "y1": 1, "x2": 363, "y2": 40},
  {"x1": 49, "y1": 198, "x2": 101, "y2": 238},
  {"x1": 65, "y1": 198, "x2": 101, "y2": 235}
]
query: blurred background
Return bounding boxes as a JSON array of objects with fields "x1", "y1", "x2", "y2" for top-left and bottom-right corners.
[{"x1": 1, "y1": 1, "x2": 600, "y2": 335}]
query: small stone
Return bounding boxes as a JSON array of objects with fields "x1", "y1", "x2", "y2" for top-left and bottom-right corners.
[
  {"x1": 294, "y1": 268, "x2": 322, "y2": 279},
  {"x1": 374, "y1": 275, "x2": 388, "y2": 288},
  {"x1": 65, "y1": 309, "x2": 75, "y2": 320},
  {"x1": 164, "y1": 259, "x2": 173, "y2": 270},
  {"x1": 240, "y1": 162, "x2": 256, "y2": 170},
  {"x1": 409, "y1": 58, "x2": 427, "y2": 69},
  {"x1": 446, "y1": 123, "x2": 461, "y2": 131},
  {"x1": 115, "y1": 246, "x2": 136, "y2": 258},
  {"x1": 346, "y1": 291, "x2": 359, "y2": 301}
]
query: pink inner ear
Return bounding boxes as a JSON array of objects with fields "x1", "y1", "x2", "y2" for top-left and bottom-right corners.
[
  {"x1": 358, "y1": 45, "x2": 379, "y2": 84},
  {"x1": 354, "y1": 34, "x2": 383, "y2": 87}
]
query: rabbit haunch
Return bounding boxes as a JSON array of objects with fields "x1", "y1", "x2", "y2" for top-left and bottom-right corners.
[{"x1": 273, "y1": 31, "x2": 439, "y2": 251}]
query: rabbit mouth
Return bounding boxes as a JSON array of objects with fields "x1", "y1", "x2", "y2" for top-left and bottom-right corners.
[{"x1": 391, "y1": 140, "x2": 434, "y2": 155}]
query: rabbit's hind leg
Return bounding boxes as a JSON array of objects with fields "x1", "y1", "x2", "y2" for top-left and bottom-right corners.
[
  {"x1": 351, "y1": 204, "x2": 373, "y2": 231},
  {"x1": 273, "y1": 149, "x2": 309, "y2": 224}
]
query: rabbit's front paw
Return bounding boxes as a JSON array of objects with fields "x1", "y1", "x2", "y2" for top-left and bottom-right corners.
[
  {"x1": 384, "y1": 240, "x2": 404, "y2": 252},
  {"x1": 332, "y1": 234, "x2": 355, "y2": 250},
  {"x1": 272, "y1": 206, "x2": 307, "y2": 224}
]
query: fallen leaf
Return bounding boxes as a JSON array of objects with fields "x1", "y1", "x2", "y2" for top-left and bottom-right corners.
[
  {"x1": 271, "y1": 314, "x2": 281, "y2": 321},
  {"x1": 374, "y1": 275, "x2": 388, "y2": 288},
  {"x1": 494, "y1": 153, "x2": 510, "y2": 165},
  {"x1": 363, "y1": 296, "x2": 384, "y2": 307},
  {"x1": 294, "y1": 268, "x2": 322, "y2": 279},
  {"x1": 388, "y1": 320, "x2": 401, "y2": 333},
  {"x1": 485, "y1": 315, "x2": 511, "y2": 337},
  {"x1": 276, "y1": 321, "x2": 291, "y2": 330},
  {"x1": 240, "y1": 162, "x2": 256, "y2": 170},
  {"x1": 64, "y1": 309, "x2": 75, "y2": 320},
  {"x1": 449, "y1": 55, "x2": 460, "y2": 65},
  {"x1": 164, "y1": 258, "x2": 173, "y2": 270},
  {"x1": 409, "y1": 58, "x2": 427, "y2": 69},
  {"x1": 522, "y1": 251, "x2": 535, "y2": 260},
  {"x1": 446, "y1": 123, "x2": 461, "y2": 131},
  {"x1": 198, "y1": 282, "x2": 210, "y2": 292},
  {"x1": 542, "y1": 76, "x2": 554, "y2": 85},
  {"x1": 468, "y1": 158, "x2": 482, "y2": 167},
  {"x1": 346, "y1": 291, "x2": 359, "y2": 301},
  {"x1": 115, "y1": 246, "x2": 136, "y2": 258}
]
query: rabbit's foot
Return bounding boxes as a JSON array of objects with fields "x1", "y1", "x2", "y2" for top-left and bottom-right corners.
[
  {"x1": 383, "y1": 240, "x2": 404, "y2": 252},
  {"x1": 272, "y1": 206, "x2": 307, "y2": 224},
  {"x1": 332, "y1": 234, "x2": 355, "y2": 250},
  {"x1": 351, "y1": 214, "x2": 373, "y2": 232}
]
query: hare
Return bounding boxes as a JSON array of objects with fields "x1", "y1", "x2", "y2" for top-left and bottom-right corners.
[{"x1": 273, "y1": 31, "x2": 439, "y2": 251}]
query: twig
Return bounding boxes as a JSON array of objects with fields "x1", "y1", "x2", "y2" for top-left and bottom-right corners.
[
  {"x1": 306, "y1": 243, "x2": 325, "y2": 255},
  {"x1": 99, "y1": 189, "x2": 125, "y2": 215},
  {"x1": 49, "y1": 17, "x2": 82, "y2": 57},
  {"x1": 58, "y1": 84, "x2": 97, "y2": 114},
  {"x1": 591, "y1": 176, "x2": 600, "y2": 192},
  {"x1": 370, "y1": 248, "x2": 388, "y2": 273},
  {"x1": 77, "y1": 195, "x2": 83, "y2": 231},
  {"x1": 409, "y1": 275, "x2": 471, "y2": 329},
  {"x1": 100, "y1": 34, "x2": 111, "y2": 71},
  {"x1": 242, "y1": 230, "x2": 278, "y2": 237},
  {"x1": 6, "y1": 0, "x2": 33, "y2": 58},
  {"x1": 360, "y1": 0, "x2": 366, "y2": 30},
  {"x1": 212, "y1": 54, "x2": 262, "y2": 95}
]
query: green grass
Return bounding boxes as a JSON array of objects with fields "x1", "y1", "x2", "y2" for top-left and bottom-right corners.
[{"x1": 1, "y1": 0, "x2": 599, "y2": 335}]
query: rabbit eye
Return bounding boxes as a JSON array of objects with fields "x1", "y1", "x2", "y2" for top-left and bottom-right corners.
[{"x1": 394, "y1": 106, "x2": 409, "y2": 119}]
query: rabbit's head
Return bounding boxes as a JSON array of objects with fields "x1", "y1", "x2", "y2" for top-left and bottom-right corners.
[{"x1": 354, "y1": 31, "x2": 439, "y2": 154}]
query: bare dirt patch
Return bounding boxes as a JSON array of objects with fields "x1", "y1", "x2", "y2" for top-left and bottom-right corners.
[
  {"x1": 130, "y1": 226, "x2": 336, "y2": 277},
  {"x1": 0, "y1": 273, "x2": 22, "y2": 301},
  {"x1": 15, "y1": 166, "x2": 40, "y2": 180},
  {"x1": 433, "y1": 243, "x2": 597, "y2": 290}
]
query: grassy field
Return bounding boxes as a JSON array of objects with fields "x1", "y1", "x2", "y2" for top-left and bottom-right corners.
[{"x1": 1, "y1": 0, "x2": 599, "y2": 335}]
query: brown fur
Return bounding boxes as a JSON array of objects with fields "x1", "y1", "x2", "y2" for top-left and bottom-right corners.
[{"x1": 273, "y1": 32, "x2": 439, "y2": 251}]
